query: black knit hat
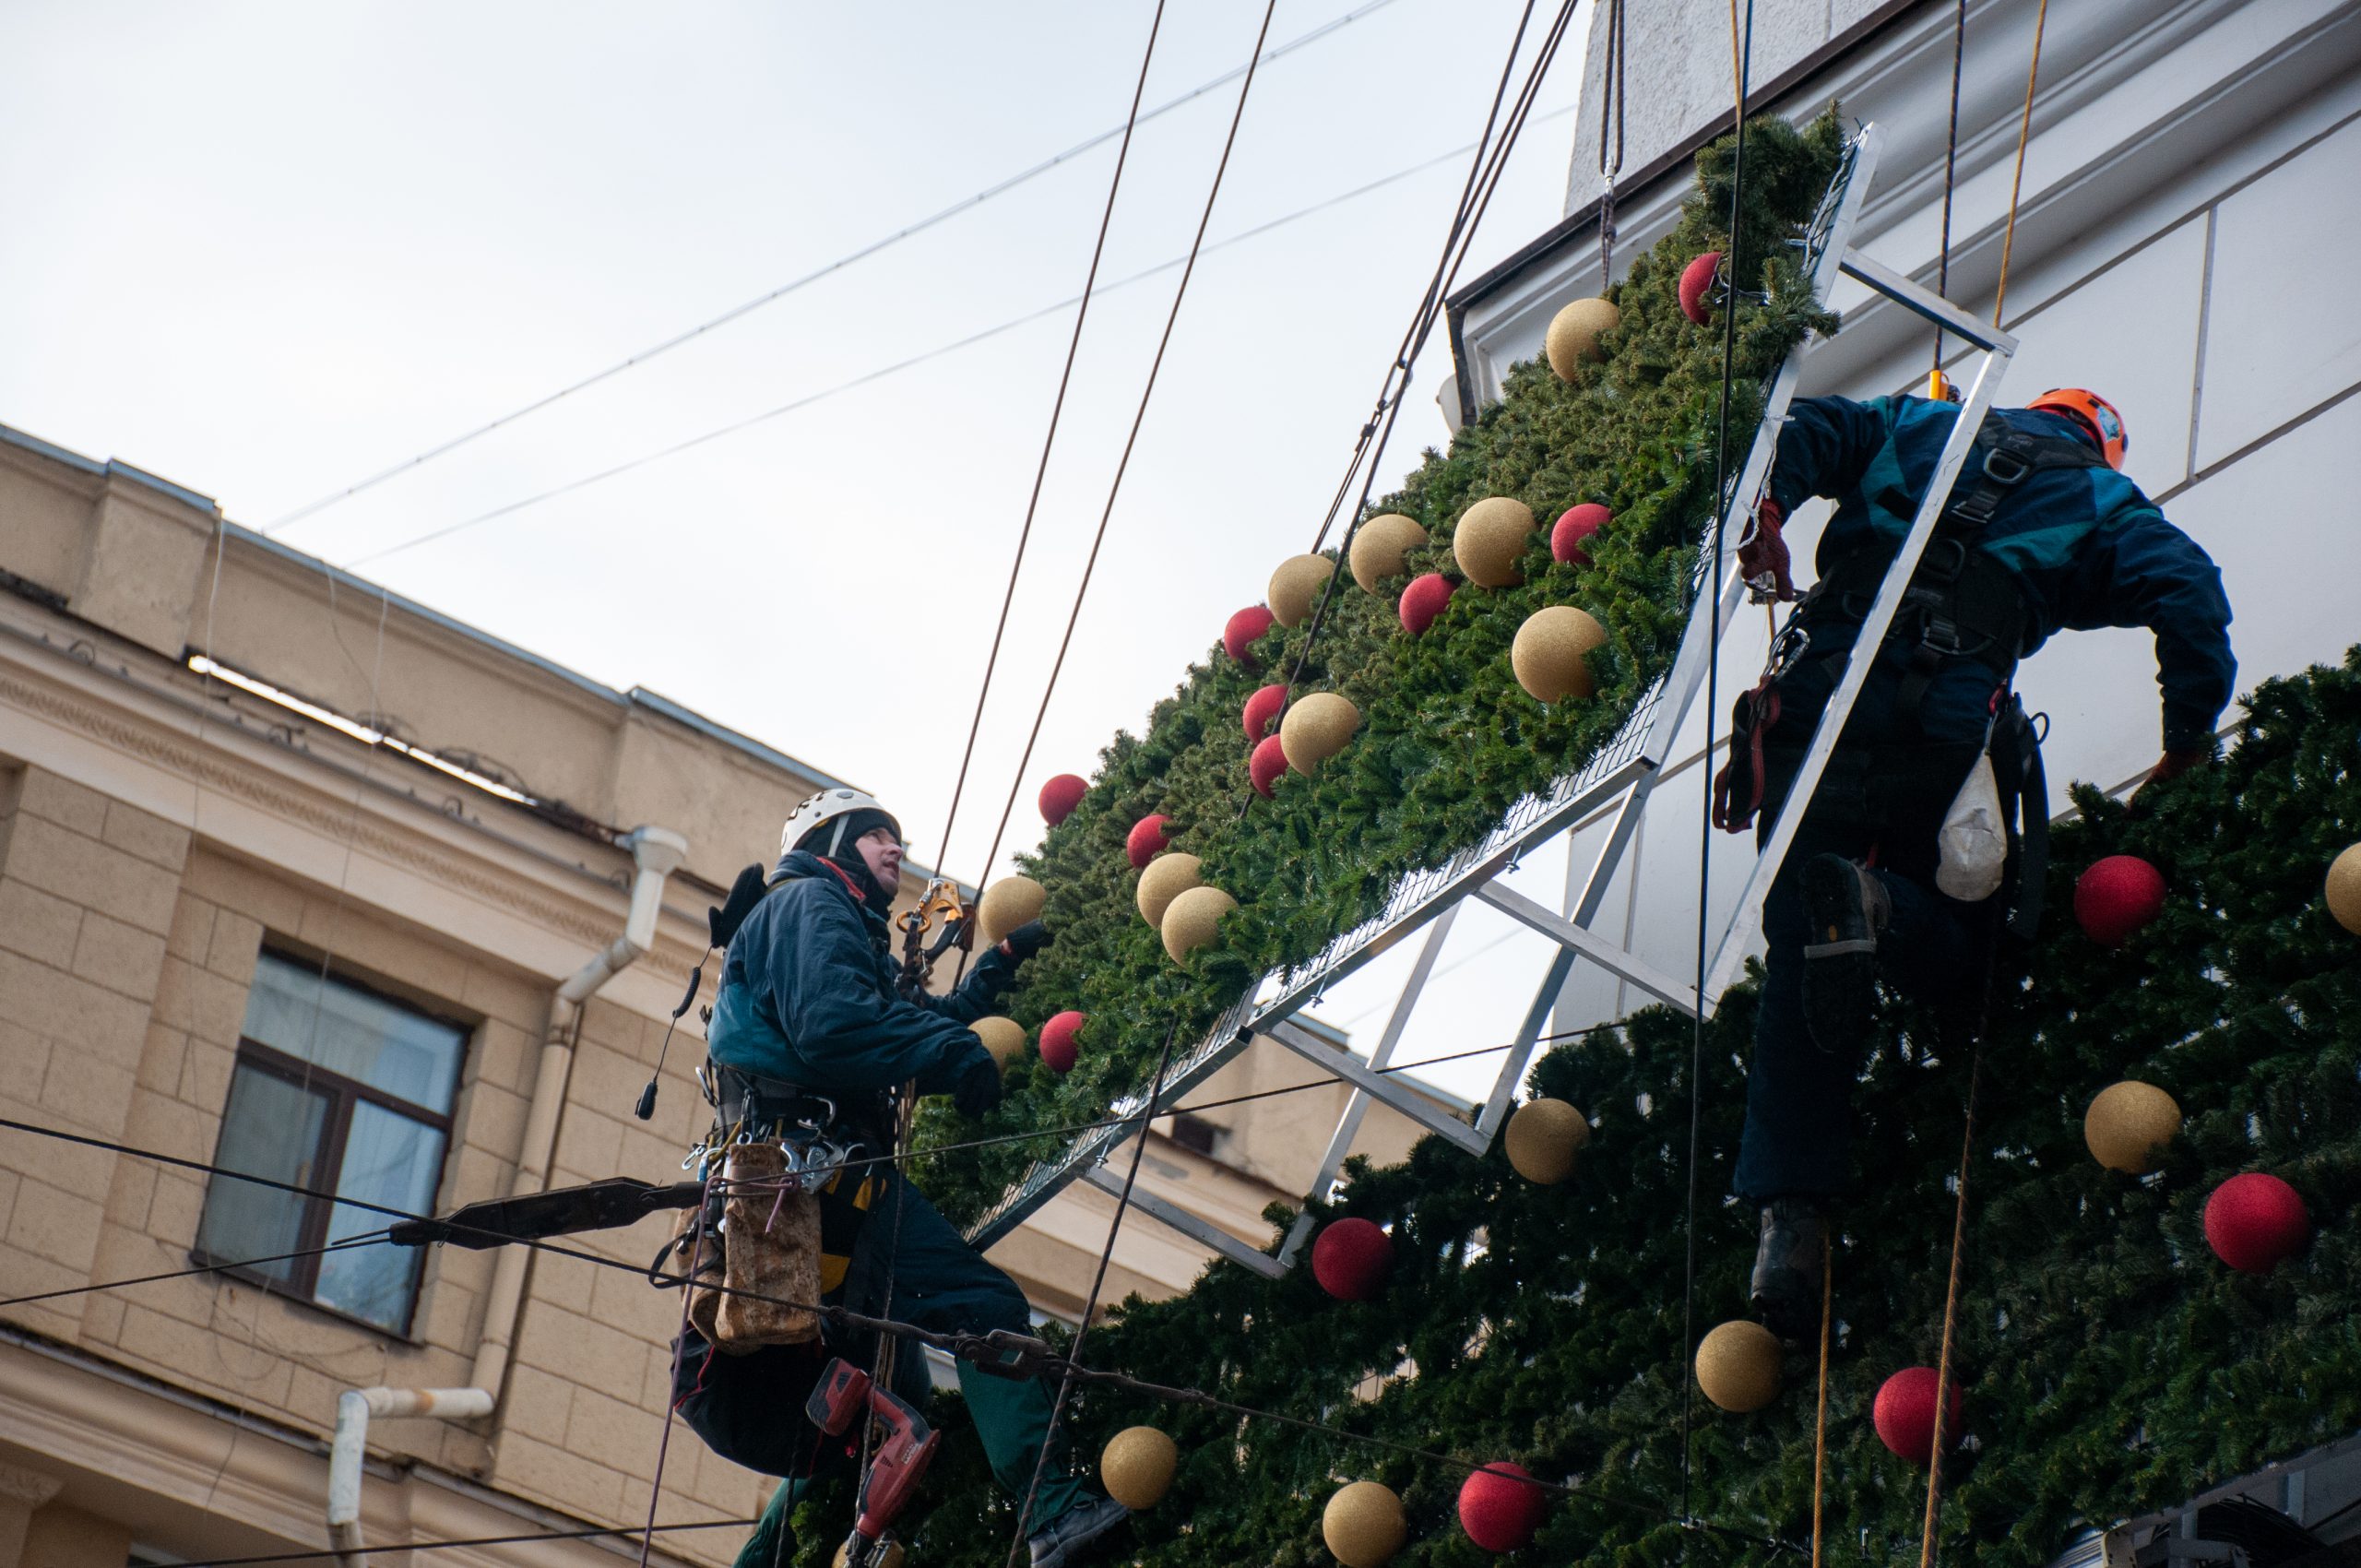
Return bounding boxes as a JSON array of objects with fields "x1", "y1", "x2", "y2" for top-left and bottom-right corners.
[{"x1": 798, "y1": 806, "x2": 901, "y2": 860}]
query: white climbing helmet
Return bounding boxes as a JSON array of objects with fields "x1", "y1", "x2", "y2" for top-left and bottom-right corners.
[{"x1": 776, "y1": 788, "x2": 903, "y2": 870}]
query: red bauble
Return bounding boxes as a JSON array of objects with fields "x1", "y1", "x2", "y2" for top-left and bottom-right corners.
[
  {"x1": 1679, "y1": 251, "x2": 1724, "y2": 325},
  {"x1": 1038, "y1": 1011, "x2": 1086, "y2": 1075},
  {"x1": 1311, "y1": 1218, "x2": 1393, "y2": 1301},
  {"x1": 1125, "y1": 814, "x2": 1170, "y2": 871},
  {"x1": 1399, "y1": 572, "x2": 1456, "y2": 636},
  {"x1": 1872, "y1": 1368, "x2": 1963, "y2": 1464},
  {"x1": 2073, "y1": 855, "x2": 2166, "y2": 947},
  {"x1": 1458, "y1": 1462, "x2": 1547, "y2": 1553},
  {"x1": 1250, "y1": 733, "x2": 1288, "y2": 798},
  {"x1": 1224, "y1": 606, "x2": 1276, "y2": 665},
  {"x1": 1244, "y1": 683, "x2": 1289, "y2": 741},
  {"x1": 1551, "y1": 504, "x2": 1609, "y2": 564},
  {"x1": 1038, "y1": 774, "x2": 1087, "y2": 826},
  {"x1": 2204, "y1": 1171, "x2": 2310, "y2": 1273}
]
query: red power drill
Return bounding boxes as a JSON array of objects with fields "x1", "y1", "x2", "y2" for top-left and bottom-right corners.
[{"x1": 806, "y1": 1359, "x2": 941, "y2": 1568}]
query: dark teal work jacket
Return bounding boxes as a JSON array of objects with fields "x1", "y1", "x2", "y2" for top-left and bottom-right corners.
[
  {"x1": 1768, "y1": 395, "x2": 2236, "y2": 752},
  {"x1": 705, "y1": 850, "x2": 1011, "y2": 1096}
]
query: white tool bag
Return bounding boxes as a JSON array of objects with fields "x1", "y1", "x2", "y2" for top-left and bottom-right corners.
[{"x1": 1935, "y1": 746, "x2": 2008, "y2": 902}]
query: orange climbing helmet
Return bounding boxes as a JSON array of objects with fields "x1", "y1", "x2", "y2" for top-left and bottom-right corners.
[{"x1": 2027, "y1": 387, "x2": 2128, "y2": 469}]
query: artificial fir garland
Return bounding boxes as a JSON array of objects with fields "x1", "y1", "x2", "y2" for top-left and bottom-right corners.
[
  {"x1": 798, "y1": 649, "x2": 2361, "y2": 1566},
  {"x1": 914, "y1": 113, "x2": 1845, "y2": 1228}
]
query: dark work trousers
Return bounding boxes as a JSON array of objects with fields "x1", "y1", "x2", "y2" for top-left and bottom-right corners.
[
  {"x1": 673, "y1": 1170, "x2": 1083, "y2": 1567},
  {"x1": 1730, "y1": 659, "x2": 1996, "y2": 1204}
]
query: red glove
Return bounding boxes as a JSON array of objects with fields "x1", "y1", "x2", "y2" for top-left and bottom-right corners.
[
  {"x1": 1737, "y1": 498, "x2": 1796, "y2": 601},
  {"x1": 2147, "y1": 749, "x2": 2206, "y2": 784}
]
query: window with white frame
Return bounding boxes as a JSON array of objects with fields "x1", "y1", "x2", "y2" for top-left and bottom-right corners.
[{"x1": 191, "y1": 951, "x2": 465, "y2": 1334}]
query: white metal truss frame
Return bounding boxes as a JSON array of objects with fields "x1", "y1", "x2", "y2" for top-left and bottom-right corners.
[{"x1": 966, "y1": 121, "x2": 2020, "y2": 1277}]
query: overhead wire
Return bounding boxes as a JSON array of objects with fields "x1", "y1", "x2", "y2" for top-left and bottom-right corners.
[
  {"x1": 1682, "y1": 0, "x2": 1754, "y2": 1527},
  {"x1": 932, "y1": 0, "x2": 1173, "y2": 889},
  {"x1": 152, "y1": 1515, "x2": 760, "y2": 1568},
  {"x1": 329, "y1": 114, "x2": 1572, "y2": 572},
  {"x1": 259, "y1": 0, "x2": 1410, "y2": 538}
]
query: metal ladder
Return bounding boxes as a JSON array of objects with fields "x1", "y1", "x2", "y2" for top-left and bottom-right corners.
[{"x1": 966, "y1": 119, "x2": 2021, "y2": 1277}]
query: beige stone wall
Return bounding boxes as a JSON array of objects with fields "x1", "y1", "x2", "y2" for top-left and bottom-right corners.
[{"x1": 0, "y1": 757, "x2": 765, "y2": 1561}]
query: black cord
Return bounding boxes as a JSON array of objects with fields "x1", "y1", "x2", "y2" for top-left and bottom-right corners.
[
  {"x1": 1933, "y1": 0, "x2": 1964, "y2": 372},
  {"x1": 1683, "y1": 0, "x2": 1755, "y2": 1527},
  {"x1": 0, "y1": 1231, "x2": 389, "y2": 1310},
  {"x1": 157, "y1": 1515, "x2": 759, "y2": 1567}
]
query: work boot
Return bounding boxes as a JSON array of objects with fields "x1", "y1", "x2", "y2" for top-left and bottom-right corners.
[
  {"x1": 1027, "y1": 1493, "x2": 1130, "y2": 1568},
  {"x1": 1800, "y1": 853, "x2": 1889, "y2": 1052},
  {"x1": 1750, "y1": 1198, "x2": 1828, "y2": 1345}
]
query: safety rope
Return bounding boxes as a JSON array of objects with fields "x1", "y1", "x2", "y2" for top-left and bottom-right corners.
[
  {"x1": 1681, "y1": 0, "x2": 1754, "y2": 1526},
  {"x1": 1917, "y1": 945, "x2": 1999, "y2": 1568},
  {"x1": 1992, "y1": 0, "x2": 2050, "y2": 326},
  {"x1": 636, "y1": 1171, "x2": 717, "y2": 1568},
  {"x1": 932, "y1": 0, "x2": 1171, "y2": 878},
  {"x1": 1597, "y1": 0, "x2": 1627, "y2": 288},
  {"x1": 1931, "y1": 0, "x2": 1965, "y2": 375},
  {"x1": 971, "y1": 0, "x2": 1283, "y2": 893},
  {"x1": 1003, "y1": 1019, "x2": 1181, "y2": 1565},
  {"x1": 1811, "y1": 1243, "x2": 1833, "y2": 1567}
]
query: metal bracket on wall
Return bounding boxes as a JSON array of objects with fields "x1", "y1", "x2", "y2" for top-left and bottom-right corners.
[{"x1": 967, "y1": 120, "x2": 2017, "y2": 1278}]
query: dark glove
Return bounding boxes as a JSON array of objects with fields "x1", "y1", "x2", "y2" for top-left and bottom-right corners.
[
  {"x1": 996, "y1": 920, "x2": 1050, "y2": 962},
  {"x1": 953, "y1": 1054, "x2": 1003, "y2": 1119},
  {"x1": 2147, "y1": 749, "x2": 2206, "y2": 783},
  {"x1": 1737, "y1": 498, "x2": 1796, "y2": 602}
]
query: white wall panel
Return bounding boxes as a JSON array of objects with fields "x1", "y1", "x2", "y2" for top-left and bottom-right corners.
[{"x1": 2195, "y1": 113, "x2": 2361, "y2": 467}]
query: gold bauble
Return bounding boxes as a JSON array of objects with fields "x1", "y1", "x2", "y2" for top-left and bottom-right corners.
[
  {"x1": 1280, "y1": 692, "x2": 1361, "y2": 777},
  {"x1": 1269, "y1": 553, "x2": 1338, "y2": 629},
  {"x1": 1694, "y1": 1320, "x2": 1782, "y2": 1413},
  {"x1": 1511, "y1": 605, "x2": 1608, "y2": 703},
  {"x1": 1504, "y1": 1098, "x2": 1591, "y2": 1184},
  {"x1": 1100, "y1": 1425, "x2": 1178, "y2": 1511},
  {"x1": 1544, "y1": 296, "x2": 1621, "y2": 379},
  {"x1": 977, "y1": 875, "x2": 1045, "y2": 945},
  {"x1": 2327, "y1": 843, "x2": 2361, "y2": 933},
  {"x1": 2083, "y1": 1081, "x2": 2181, "y2": 1174},
  {"x1": 1160, "y1": 884, "x2": 1239, "y2": 963},
  {"x1": 1453, "y1": 497, "x2": 1535, "y2": 588},
  {"x1": 1135, "y1": 852, "x2": 1203, "y2": 929},
  {"x1": 1322, "y1": 1479, "x2": 1407, "y2": 1568},
  {"x1": 1348, "y1": 514, "x2": 1429, "y2": 594},
  {"x1": 972, "y1": 1016, "x2": 1026, "y2": 1068}
]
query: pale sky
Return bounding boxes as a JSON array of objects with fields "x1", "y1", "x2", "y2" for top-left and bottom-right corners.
[{"x1": 1, "y1": 0, "x2": 1586, "y2": 875}]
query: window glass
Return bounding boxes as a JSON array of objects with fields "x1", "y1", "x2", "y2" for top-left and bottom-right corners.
[
  {"x1": 314, "y1": 1102, "x2": 445, "y2": 1328},
  {"x1": 243, "y1": 952, "x2": 463, "y2": 1111},
  {"x1": 191, "y1": 1063, "x2": 330, "y2": 1286}
]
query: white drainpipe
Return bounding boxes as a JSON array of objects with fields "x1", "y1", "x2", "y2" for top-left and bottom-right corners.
[
  {"x1": 469, "y1": 824, "x2": 689, "y2": 1399},
  {"x1": 325, "y1": 826, "x2": 687, "y2": 1568},
  {"x1": 327, "y1": 1387, "x2": 494, "y2": 1566}
]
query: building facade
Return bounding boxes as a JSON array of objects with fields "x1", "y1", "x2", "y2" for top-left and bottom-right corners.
[{"x1": 0, "y1": 423, "x2": 1425, "y2": 1566}]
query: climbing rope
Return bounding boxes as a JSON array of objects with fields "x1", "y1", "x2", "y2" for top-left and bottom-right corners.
[
  {"x1": 931, "y1": 0, "x2": 1172, "y2": 879},
  {"x1": 1811, "y1": 1245, "x2": 1833, "y2": 1567},
  {"x1": 636, "y1": 1170, "x2": 718, "y2": 1567},
  {"x1": 1681, "y1": 0, "x2": 1754, "y2": 1526},
  {"x1": 1931, "y1": 0, "x2": 1965, "y2": 379},
  {"x1": 1596, "y1": 0, "x2": 1627, "y2": 288},
  {"x1": 1992, "y1": 0, "x2": 2050, "y2": 326}
]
